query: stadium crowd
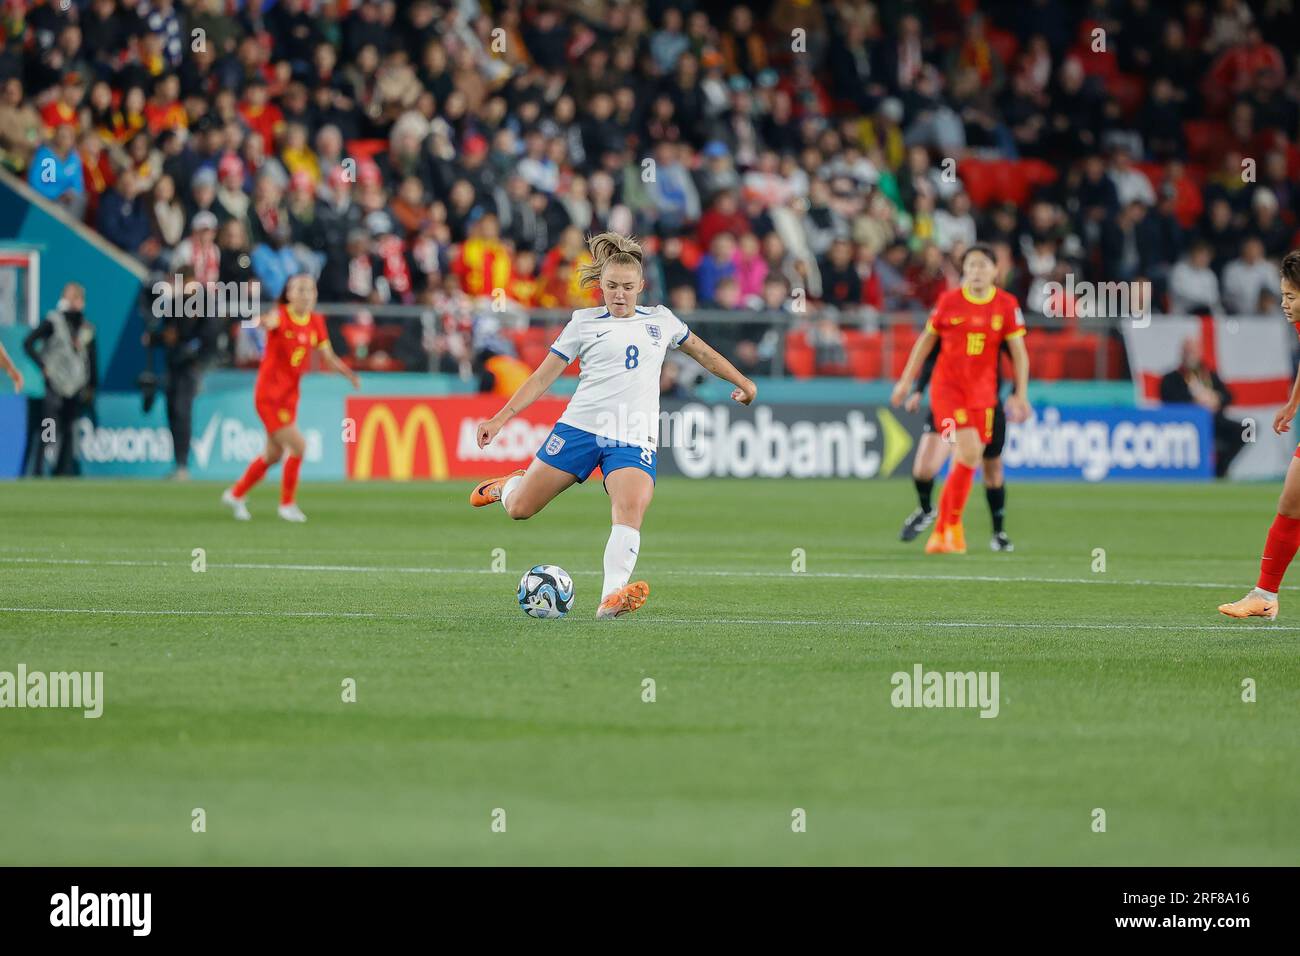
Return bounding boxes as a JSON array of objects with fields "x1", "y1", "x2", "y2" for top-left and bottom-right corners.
[{"x1": 1, "y1": 0, "x2": 1299, "y2": 380}]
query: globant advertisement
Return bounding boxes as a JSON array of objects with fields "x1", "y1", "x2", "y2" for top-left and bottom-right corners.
[{"x1": 0, "y1": 381, "x2": 1214, "y2": 483}]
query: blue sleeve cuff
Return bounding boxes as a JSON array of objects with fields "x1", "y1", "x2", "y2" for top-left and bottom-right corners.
[
  {"x1": 549, "y1": 346, "x2": 571, "y2": 362},
  {"x1": 673, "y1": 326, "x2": 690, "y2": 347}
]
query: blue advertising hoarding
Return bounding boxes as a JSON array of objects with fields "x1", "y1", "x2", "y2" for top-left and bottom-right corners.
[
  {"x1": 74, "y1": 375, "x2": 348, "y2": 480},
  {"x1": 1001, "y1": 405, "x2": 1213, "y2": 481}
]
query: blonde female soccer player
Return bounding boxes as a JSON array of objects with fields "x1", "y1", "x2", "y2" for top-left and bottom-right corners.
[
  {"x1": 471, "y1": 232, "x2": 757, "y2": 619},
  {"x1": 1219, "y1": 250, "x2": 1300, "y2": 619}
]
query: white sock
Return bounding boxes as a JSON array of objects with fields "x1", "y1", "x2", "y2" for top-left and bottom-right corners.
[
  {"x1": 499, "y1": 474, "x2": 523, "y2": 511},
  {"x1": 602, "y1": 524, "x2": 640, "y2": 599},
  {"x1": 1253, "y1": 586, "x2": 1278, "y2": 601}
]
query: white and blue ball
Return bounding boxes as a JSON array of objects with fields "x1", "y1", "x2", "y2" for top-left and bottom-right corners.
[{"x1": 518, "y1": 565, "x2": 574, "y2": 619}]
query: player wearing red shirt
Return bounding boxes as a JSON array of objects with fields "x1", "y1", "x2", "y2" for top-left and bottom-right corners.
[
  {"x1": 1219, "y1": 250, "x2": 1300, "y2": 619},
  {"x1": 222, "y1": 274, "x2": 359, "y2": 522},
  {"x1": 892, "y1": 245, "x2": 1031, "y2": 554}
]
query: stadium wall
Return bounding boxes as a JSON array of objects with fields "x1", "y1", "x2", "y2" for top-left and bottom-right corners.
[
  {"x1": 0, "y1": 168, "x2": 147, "y2": 393},
  {"x1": 0, "y1": 369, "x2": 1220, "y2": 483}
]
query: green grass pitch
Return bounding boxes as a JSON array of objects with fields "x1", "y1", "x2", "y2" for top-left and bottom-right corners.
[{"x1": 0, "y1": 477, "x2": 1296, "y2": 865}]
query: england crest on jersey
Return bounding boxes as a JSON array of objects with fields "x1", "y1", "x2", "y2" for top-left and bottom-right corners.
[
  {"x1": 545, "y1": 432, "x2": 565, "y2": 456},
  {"x1": 646, "y1": 324, "x2": 661, "y2": 340}
]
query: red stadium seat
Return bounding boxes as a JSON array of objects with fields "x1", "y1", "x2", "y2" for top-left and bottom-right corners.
[
  {"x1": 1059, "y1": 334, "x2": 1101, "y2": 379},
  {"x1": 1107, "y1": 73, "x2": 1146, "y2": 120},
  {"x1": 844, "y1": 330, "x2": 883, "y2": 379},
  {"x1": 1183, "y1": 120, "x2": 1227, "y2": 163},
  {"x1": 519, "y1": 341, "x2": 550, "y2": 369},
  {"x1": 959, "y1": 158, "x2": 998, "y2": 209},
  {"x1": 1027, "y1": 331, "x2": 1064, "y2": 381},
  {"x1": 345, "y1": 138, "x2": 388, "y2": 163},
  {"x1": 889, "y1": 323, "x2": 919, "y2": 378},
  {"x1": 784, "y1": 329, "x2": 816, "y2": 378},
  {"x1": 341, "y1": 322, "x2": 372, "y2": 355},
  {"x1": 986, "y1": 28, "x2": 1019, "y2": 71}
]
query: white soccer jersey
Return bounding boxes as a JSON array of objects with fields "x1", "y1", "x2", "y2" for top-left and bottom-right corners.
[{"x1": 549, "y1": 304, "x2": 691, "y2": 448}]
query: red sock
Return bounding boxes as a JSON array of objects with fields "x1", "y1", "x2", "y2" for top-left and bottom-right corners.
[
  {"x1": 1256, "y1": 513, "x2": 1300, "y2": 593},
  {"x1": 934, "y1": 475, "x2": 954, "y2": 530},
  {"x1": 232, "y1": 456, "x2": 269, "y2": 498},
  {"x1": 943, "y1": 462, "x2": 977, "y2": 528},
  {"x1": 281, "y1": 455, "x2": 302, "y2": 505}
]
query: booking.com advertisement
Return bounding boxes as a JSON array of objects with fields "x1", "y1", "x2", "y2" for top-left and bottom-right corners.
[
  {"x1": 1001, "y1": 405, "x2": 1213, "y2": 481},
  {"x1": 45, "y1": 386, "x2": 1214, "y2": 483}
]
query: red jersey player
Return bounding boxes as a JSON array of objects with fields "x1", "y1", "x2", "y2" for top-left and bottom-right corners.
[
  {"x1": 222, "y1": 274, "x2": 359, "y2": 522},
  {"x1": 1219, "y1": 250, "x2": 1300, "y2": 619},
  {"x1": 891, "y1": 244, "x2": 1031, "y2": 553}
]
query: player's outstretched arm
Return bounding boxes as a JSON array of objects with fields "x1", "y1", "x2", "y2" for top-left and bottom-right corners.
[
  {"x1": 1273, "y1": 362, "x2": 1300, "y2": 434},
  {"x1": 891, "y1": 328, "x2": 938, "y2": 407},
  {"x1": 678, "y1": 333, "x2": 756, "y2": 405},
  {"x1": 0, "y1": 342, "x2": 22, "y2": 392},
  {"x1": 1005, "y1": 335, "x2": 1031, "y2": 422},
  {"x1": 478, "y1": 351, "x2": 568, "y2": 447},
  {"x1": 321, "y1": 344, "x2": 360, "y2": 389}
]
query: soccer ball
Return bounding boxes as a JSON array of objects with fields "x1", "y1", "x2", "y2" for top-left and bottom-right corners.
[{"x1": 518, "y1": 565, "x2": 575, "y2": 619}]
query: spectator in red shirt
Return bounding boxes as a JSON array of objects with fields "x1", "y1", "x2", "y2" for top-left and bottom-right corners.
[
  {"x1": 143, "y1": 73, "x2": 186, "y2": 135},
  {"x1": 1205, "y1": 26, "x2": 1285, "y2": 109},
  {"x1": 697, "y1": 189, "x2": 751, "y2": 250},
  {"x1": 239, "y1": 77, "x2": 285, "y2": 155},
  {"x1": 40, "y1": 73, "x2": 84, "y2": 134}
]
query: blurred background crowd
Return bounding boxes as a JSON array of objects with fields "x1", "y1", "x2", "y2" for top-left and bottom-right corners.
[{"x1": 1, "y1": 0, "x2": 1299, "y2": 387}]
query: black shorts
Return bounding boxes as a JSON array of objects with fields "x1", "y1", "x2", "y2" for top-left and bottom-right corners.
[{"x1": 924, "y1": 404, "x2": 1006, "y2": 459}]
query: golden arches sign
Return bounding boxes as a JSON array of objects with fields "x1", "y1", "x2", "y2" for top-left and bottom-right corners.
[{"x1": 353, "y1": 404, "x2": 450, "y2": 480}]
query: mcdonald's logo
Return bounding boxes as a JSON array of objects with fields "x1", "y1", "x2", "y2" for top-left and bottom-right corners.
[{"x1": 350, "y1": 400, "x2": 450, "y2": 480}]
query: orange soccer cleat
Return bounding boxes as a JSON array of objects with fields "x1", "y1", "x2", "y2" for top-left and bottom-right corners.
[
  {"x1": 924, "y1": 523, "x2": 966, "y2": 554},
  {"x1": 596, "y1": 581, "x2": 650, "y2": 620},
  {"x1": 469, "y1": 469, "x2": 525, "y2": 508},
  {"x1": 946, "y1": 523, "x2": 967, "y2": 554},
  {"x1": 1218, "y1": 591, "x2": 1279, "y2": 620}
]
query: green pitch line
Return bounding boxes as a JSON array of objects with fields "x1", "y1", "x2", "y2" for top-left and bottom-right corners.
[{"x1": 0, "y1": 478, "x2": 1296, "y2": 865}]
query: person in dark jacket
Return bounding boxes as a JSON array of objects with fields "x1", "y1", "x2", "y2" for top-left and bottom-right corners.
[
  {"x1": 96, "y1": 168, "x2": 158, "y2": 263},
  {"x1": 1159, "y1": 336, "x2": 1244, "y2": 478},
  {"x1": 143, "y1": 271, "x2": 221, "y2": 478}
]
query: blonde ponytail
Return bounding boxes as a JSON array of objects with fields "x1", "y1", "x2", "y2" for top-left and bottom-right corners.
[{"x1": 577, "y1": 231, "x2": 643, "y2": 289}]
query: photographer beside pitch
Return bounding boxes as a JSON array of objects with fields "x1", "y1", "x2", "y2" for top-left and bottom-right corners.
[{"x1": 22, "y1": 281, "x2": 96, "y2": 477}]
